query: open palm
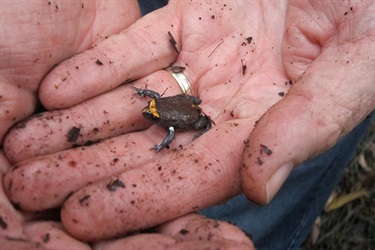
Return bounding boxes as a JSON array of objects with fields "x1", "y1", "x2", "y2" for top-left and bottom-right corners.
[
  {"x1": 3, "y1": 0, "x2": 374, "y2": 244},
  {"x1": 0, "y1": 0, "x2": 140, "y2": 143}
]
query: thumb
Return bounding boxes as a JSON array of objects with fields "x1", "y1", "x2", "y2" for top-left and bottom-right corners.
[{"x1": 241, "y1": 45, "x2": 374, "y2": 205}]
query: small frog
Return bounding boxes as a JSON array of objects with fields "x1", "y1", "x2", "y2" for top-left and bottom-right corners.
[{"x1": 133, "y1": 87, "x2": 214, "y2": 152}]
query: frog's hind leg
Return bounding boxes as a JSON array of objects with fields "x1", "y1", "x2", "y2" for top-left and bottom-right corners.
[
  {"x1": 192, "y1": 114, "x2": 214, "y2": 140},
  {"x1": 154, "y1": 126, "x2": 175, "y2": 152},
  {"x1": 186, "y1": 95, "x2": 202, "y2": 105}
]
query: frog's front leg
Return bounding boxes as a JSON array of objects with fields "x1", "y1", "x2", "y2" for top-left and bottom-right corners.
[
  {"x1": 154, "y1": 126, "x2": 175, "y2": 152},
  {"x1": 132, "y1": 87, "x2": 161, "y2": 99}
]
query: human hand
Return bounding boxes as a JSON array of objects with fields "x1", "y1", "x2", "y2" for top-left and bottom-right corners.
[
  {"x1": 1, "y1": 151, "x2": 92, "y2": 249},
  {"x1": 4, "y1": 1, "x2": 275, "y2": 241},
  {"x1": 0, "y1": 0, "x2": 141, "y2": 143},
  {"x1": 0, "y1": 0, "x2": 140, "y2": 246},
  {"x1": 241, "y1": 0, "x2": 375, "y2": 203},
  {"x1": 3, "y1": 0, "x2": 374, "y2": 242}
]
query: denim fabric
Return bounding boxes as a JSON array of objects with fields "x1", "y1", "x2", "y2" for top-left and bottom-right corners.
[
  {"x1": 138, "y1": 0, "x2": 168, "y2": 16},
  {"x1": 201, "y1": 113, "x2": 373, "y2": 249}
]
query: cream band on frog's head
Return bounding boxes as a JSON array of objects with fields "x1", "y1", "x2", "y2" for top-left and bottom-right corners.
[{"x1": 165, "y1": 66, "x2": 194, "y2": 96}]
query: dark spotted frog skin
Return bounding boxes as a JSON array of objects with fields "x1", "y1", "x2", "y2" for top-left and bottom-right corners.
[{"x1": 133, "y1": 87, "x2": 214, "y2": 152}]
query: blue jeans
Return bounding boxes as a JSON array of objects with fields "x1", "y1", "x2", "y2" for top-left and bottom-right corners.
[
  {"x1": 137, "y1": 1, "x2": 373, "y2": 249},
  {"x1": 201, "y1": 115, "x2": 373, "y2": 249}
]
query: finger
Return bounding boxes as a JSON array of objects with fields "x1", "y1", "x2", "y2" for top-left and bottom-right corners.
[
  {"x1": 94, "y1": 214, "x2": 254, "y2": 250},
  {"x1": 4, "y1": 124, "x2": 200, "y2": 211},
  {"x1": 4, "y1": 85, "x2": 145, "y2": 164},
  {"x1": 0, "y1": 200, "x2": 24, "y2": 240},
  {"x1": 24, "y1": 221, "x2": 91, "y2": 250},
  {"x1": 0, "y1": 0, "x2": 141, "y2": 141},
  {"x1": 93, "y1": 234, "x2": 175, "y2": 250},
  {"x1": 157, "y1": 213, "x2": 254, "y2": 248},
  {"x1": 3, "y1": 129, "x2": 161, "y2": 211},
  {"x1": 0, "y1": 171, "x2": 25, "y2": 239},
  {"x1": 3, "y1": 71, "x2": 186, "y2": 211},
  {"x1": 0, "y1": 150, "x2": 12, "y2": 174},
  {"x1": 39, "y1": 7, "x2": 179, "y2": 110},
  {"x1": 0, "y1": 77, "x2": 37, "y2": 145},
  {"x1": 4, "y1": 71, "x2": 178, "y2": 164},
  {"x1": 0, "y1": 235, "x2": 44, "y2": 250},
  {"x1": 241, "y1": 44, "x2": 375, "y2": 204},
  {"x1": 169, "y1": 241, "x2": 253, "y2": 250},
  {"x1": 94, "y1": 233, "x2": 252, "y2": 250},
  {"x1": 60, "y1": 120, "x2": 252, "y2": 241}
]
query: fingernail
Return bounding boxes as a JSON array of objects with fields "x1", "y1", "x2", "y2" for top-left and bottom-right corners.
[{"x1": 266, "y1": 163, "x2": 294, "y2": 203}]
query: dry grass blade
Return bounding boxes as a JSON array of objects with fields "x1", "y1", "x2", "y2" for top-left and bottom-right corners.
[{"x1": 324, "y1": 190, "x2": 369, "y2": 212}]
